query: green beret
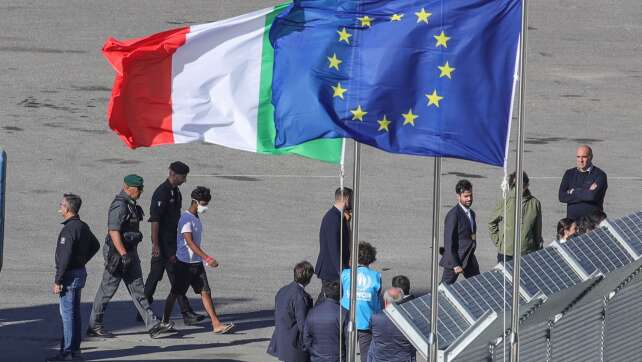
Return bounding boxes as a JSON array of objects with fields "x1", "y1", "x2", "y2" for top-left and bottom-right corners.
[{"x1": 124, "y1": 174, "x2": 144, "y2": 188}]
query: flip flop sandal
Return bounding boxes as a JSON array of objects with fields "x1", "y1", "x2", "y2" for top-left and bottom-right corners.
[{"x1": 213, "y1": 323, "x2": 234, "y2": 334}]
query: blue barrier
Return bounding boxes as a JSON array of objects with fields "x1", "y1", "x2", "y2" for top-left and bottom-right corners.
[{"x1": 0, "y1": 149, "x2": 5, "y2": 273}]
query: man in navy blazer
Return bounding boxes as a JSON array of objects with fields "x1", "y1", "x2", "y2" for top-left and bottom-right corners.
[
  {"x1": 315, "y1": 188, "x2": 352, "y2": 300},
  {"x1": 303, "y1": 281, "x2": 348, "y2": 362},
  {"x1": 367, "y1": 288, "x2": 416, "y2": 362},
  {"x1": 268, "y1": 261, "x2": 314, "y2": 362},
  {"x1": 439, "y1": 179, "x2": 480, "y2": 285}
]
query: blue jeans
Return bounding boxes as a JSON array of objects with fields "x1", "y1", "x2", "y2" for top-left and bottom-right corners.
[{"x1": 59, "y1": 267, "x2": 87, "y2": 355}]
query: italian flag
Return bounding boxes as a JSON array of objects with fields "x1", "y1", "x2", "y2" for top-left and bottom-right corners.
[{"x1": 103, "y1": 3, "x2": 343, "y2": 164}]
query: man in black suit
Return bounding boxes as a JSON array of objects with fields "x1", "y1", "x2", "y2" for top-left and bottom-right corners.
[
  {"x1": 268, "y1": 261, "x2": 314, "y2": 362},
  {"x1": 367, "y1": 288, "x2": 416, "y2": 362},
  {"x1": 439, "y1": 179, "x2": 480, "y2": 285},
  {"x1": 558, "y1": 145, "x2": 608, "y2": 221},
  {"x1": 303, "y1": 281, "x2": 348, "y2": 362},
  {"x1": 315, "y1": 188, "x2": 352, "y2": 301}
]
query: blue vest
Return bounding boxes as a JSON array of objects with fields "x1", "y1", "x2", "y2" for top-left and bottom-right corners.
[{"x1": 341, "y1": 266, "x2": 382, "y2": 330}]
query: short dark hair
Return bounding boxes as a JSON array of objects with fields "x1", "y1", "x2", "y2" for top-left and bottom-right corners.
[
  {"x1": 63, "y1": 193, "x2": 82, "y2": 214},
  {"x1": 455, "y1": 179, "x2": 473, "y2": 194},
  {"x1": 335, "y1": 187, "x2": 353, "y2": 201},
  {"x1": 556, "y1": 218, "x2": 575, "y2": 240},
  {"x1": 293, "y1": 261, "x2": 314, "y2": 285},
  {"x1": 191, "y1": 186, "x2": 212, "y2": 202},
  {"x1": 508, "y1": 171, "x2": 529, "y2": 188},
  {"x1": 576, "y1": 215, "x2": 597, "y2": 236},
  {"x1": 323, "y1": 281, "x2": 341, "y2": 301},
  {"x1": 392, "y1": 275, "x2": 410, "y2": 295},
  {"x1": 358, "y1": 241, "x2": 377, "y2": 266},
  {"x1": 588, "y1": 210, "x2": 607, "y2": 224}
]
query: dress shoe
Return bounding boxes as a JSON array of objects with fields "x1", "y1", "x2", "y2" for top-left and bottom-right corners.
[{"x1": 86, "y1": 326, "x2": 115, "y2": 338}]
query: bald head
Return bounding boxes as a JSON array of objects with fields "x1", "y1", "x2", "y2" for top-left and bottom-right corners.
[
  {"x1": 383, "y1": 287, "x2": 404, "y2": 307},
  {"x1": 576, "y1": 145, "x2": 593, "y2": 171}
]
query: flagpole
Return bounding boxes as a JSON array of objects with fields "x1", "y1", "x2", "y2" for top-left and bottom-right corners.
[
  {"x1": 429, "y1": 157, "x2": 442, "y2": 362},
  {"x1": 510, "y1": 0, "x2": 528, "y2": 361},
  {"x1": 339, "y1": 139, "x2": 346, "y2": 362},
  {"x1": 348, "y1": 141, "x2": 362, "y2": 362}
]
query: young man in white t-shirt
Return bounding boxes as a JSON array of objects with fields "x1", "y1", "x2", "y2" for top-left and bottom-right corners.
[{"x1": 161, "y1": 186, "x2": 233, "y2": 334}]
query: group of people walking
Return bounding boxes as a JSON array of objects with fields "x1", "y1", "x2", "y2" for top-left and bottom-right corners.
[
  {"x1": 268, "y1": 144, "x2": 608, "y2": 362},
  {"x1": 49, "y1": 162, "x2": 232, "y2": 362}
]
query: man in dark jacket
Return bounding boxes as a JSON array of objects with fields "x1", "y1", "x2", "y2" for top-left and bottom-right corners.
[
  {"x1": 315, "y1": 188, "x2": 352, "y2": 301},
  {"x1": 48, "y1": 193, "x2": 100, "y2": 362},
  {"x1": 367, "y1": 288, "x2": 416, "y2": 362},
  {"x1": 268, "y1": 261, "x2": 314, "y2": 362},
  {"x1": 439, "y1": 179, "x2": 479, "y2": 285},
  {"x1": 558, "y1": 145, "x2": 608, "y2": 221},
  {"x1": 142, "y1": 161, "x2": 202, "y2": 325},
  {"x1": 303, "y1": 281, "x2": 348, "y2": 362}
]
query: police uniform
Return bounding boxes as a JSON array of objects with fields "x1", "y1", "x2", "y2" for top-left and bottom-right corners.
[
  {"x1": 87, "y1": 176, "x2": 163, "y2": 335},
  {"x1": 143, "y1": 177, "x2": 196, "y2": 317}
]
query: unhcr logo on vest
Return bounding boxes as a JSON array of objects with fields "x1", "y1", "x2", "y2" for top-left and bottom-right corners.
[{"x1": 356, "y1": 273, "x2": 374, "y2": 301}]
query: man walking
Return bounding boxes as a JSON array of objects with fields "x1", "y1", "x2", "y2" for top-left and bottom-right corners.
[
  {"x1": 315, "y1": 188, "x2": 352, "y2": 301},
  {"x1": 143, "y1": 161, "x2": 203, "y2": 325},
  {"x1": 558, "y1": 145, "x2": 608, "y2": 221},
  {"x1": 87, "y1": 175, "x2": 173, "y2": 338},
  {"x1": 303, "y1": 281, "x2": 348, "y2": 362},
  {"x1": 48, "y1": 194, "x2": 100, "y2": 362},
  {"x1": 268, "y1": 261, "x2": 314, "y2": 362},
  {"x1": 439, "y1": 180, "x2": 480, "y2": 285}
]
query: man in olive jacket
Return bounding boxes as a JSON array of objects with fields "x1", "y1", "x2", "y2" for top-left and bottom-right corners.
[{"x1": 488, "y1": 172, "x2": 544, "y2": 263}]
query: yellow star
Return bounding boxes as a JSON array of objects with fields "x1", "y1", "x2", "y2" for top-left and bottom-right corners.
[
  {"x1": 337, "y1": 27, "x2": 352, "y2": 44},
  {"x1": 434, "y1": 30, "x2": 450, "y2": 48},
  {"x1": 390, "y1": 13, "x2": 404, "y2": 22},
  {"x1": 350, "y1": 105, "x2": 367, "y2": 121},
  {"x1": 332, "y1": 82, "x2": 348, "y2": 99},
  {"x1": 327, "y1": 53, "x2": 343, "y2": 71},
  {"x1": 358, "y1": 16, "x2": 373, "y2": 28},
  {"x1": 426, "y1": 90, "x2": 444, "y2": 107},
  {"x1": 415, "y1": 8, "x2": 432, "y2": 24},
  {"x1": 402, "y1": 109, "x2": 419, "y2": 126},
  {"x1": 377, "y1": 115, "x2": 391, "y2": 132},
  {"x1": 438, "y1": 61, "x2": 455, "y2": 79}
]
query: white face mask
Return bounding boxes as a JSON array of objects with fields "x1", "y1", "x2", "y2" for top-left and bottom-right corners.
[{"x1": 197, "y1": 204, "x2": 209, "y2": 214}]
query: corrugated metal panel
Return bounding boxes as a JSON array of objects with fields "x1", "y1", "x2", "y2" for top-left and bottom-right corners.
[
  {"x1": 604, "y1": 276, "x2": 642, "y2": 362},
  {"x1": 450, "y1": 341, "x2": 491, "y2": 362},
  {"x1": 550, "y1": 298, "x2": 604, "y2": 362},
  {"x1": 490, "y1": 323, "x2": 548, "y2": 362}
]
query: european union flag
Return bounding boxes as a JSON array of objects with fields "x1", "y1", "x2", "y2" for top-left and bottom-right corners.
[{"x1": 271, "y1": 0, "x2": 521, "y2": 166}]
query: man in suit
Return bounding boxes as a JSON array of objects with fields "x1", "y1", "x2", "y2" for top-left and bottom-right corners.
[
  {"x1": 315, "y1": 188, "x2": 352, "y2": 301},
  {"x1": 367, "y1": 288, "x2": 416, "y2": 362},
  {"x1": 558, "y1": 145, "x2": 608, "y2": 221},
  {"x1": 303, "y1": 281, "x2": 348, "y2": 362},
  {"x1": 268, "y1": 261, "x2": 314, "y2": 362},
  {"x1": 439, "y1": 179, "x2": 480, "y2": 285}
]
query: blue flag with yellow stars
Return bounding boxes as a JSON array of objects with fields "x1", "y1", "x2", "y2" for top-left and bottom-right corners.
[{"x1": 271, "y1": 0, "x2": 521, "y2": 166}]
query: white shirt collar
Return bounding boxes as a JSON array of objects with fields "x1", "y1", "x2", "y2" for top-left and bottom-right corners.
[
  {"x1": 335, "y1": 205, "x2": 343, "y2": 213},
  {"x1": 459, "y1": 203, "x2": 471, "y2": 213}
]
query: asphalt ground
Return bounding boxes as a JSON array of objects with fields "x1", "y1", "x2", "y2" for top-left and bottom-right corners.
[{"x1": 1, "y1": 0, "x2": 641, "y2": 361}]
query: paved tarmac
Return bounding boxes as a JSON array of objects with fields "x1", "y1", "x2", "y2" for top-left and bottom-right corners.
[{"x1": 1, "y1": 0, "x2": 641, "y2": 361}]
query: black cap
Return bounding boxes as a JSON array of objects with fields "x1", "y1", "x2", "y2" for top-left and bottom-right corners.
[{"x1": 169, "y1": 161, "x2": 190, "y2": 175}]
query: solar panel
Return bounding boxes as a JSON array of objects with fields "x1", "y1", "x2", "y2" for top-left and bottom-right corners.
[
  {"x1": 561, "y1": 228, "x2": 633, "y2": 275},
  {"x1": 611, "y1": 212, "x2": 642, "y2": 256},
  {"x1": 445, "y1": 270, "x2": 523, "y2": 320},
  {"x1": 504, "y1": 247, "x2": 583, "y2": 297},
  {"x1": 395, "y1": 291, "x2": 471, "y2": 347}
]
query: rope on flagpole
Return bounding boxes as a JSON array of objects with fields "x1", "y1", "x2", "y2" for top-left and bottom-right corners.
[{"x1": 338, "y1": 138, "x2": 346, "y2": 362}]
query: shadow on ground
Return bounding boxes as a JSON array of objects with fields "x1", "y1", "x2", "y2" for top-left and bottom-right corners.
[{"x1": 0, "y1": 299, "x2": 273, "y2": 361}]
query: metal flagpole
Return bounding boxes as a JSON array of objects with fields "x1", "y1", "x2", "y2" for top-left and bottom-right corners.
[
  {"x1": 338, "y1": 139, "x2": 346, "y2": 362},
  {"x1": 347, "y1": 141, "x2": 362, "y2": 362},
  {"x1": 429, "y1": 157, "x2": 442, "y2": 362},
  {"x1": 510, "y1": 0, "x2": 528, "y2": 361}
]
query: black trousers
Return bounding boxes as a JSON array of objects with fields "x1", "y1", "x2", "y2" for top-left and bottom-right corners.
[
  {"x1": 441, "y1": 257, "x2": 480, "y2": 285},
  {"x1": 144, "y1": 255, "x2": 193, "y2": 315}
]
